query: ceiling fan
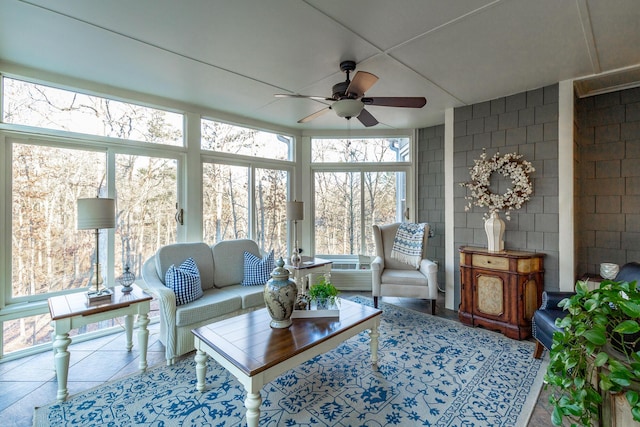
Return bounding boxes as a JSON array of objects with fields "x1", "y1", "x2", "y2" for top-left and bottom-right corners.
[{"x1": 275, "y1": 60, "x2": 427, "y2": 127}]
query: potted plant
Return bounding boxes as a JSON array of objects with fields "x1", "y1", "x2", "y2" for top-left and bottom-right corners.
[
  {"x1": 545, "y1": 279, "x2": 640, "y2": 426},
  {"x1": 308, "y1": 277, "x2": 339, "y2": 310}
]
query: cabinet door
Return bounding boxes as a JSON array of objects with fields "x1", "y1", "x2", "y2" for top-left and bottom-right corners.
[{"x1": 473, "y1": 270, "x2": 508, "y2": 320}]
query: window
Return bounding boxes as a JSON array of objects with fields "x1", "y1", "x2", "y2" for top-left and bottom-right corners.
[
  {"x1": 114, "y1": 154, "x2": 178, "y2": 281},
  {"x1": 312, "y1": 137, "x2": 410, "y2": 163},
  {"x1": 255, "y1": 168, "x2": 288, "y2": 255},
  {"x1": 11, "y1": 143, "x2": 107, "y2": 298},
  {"x1": 315, "y1": 171, "x2": 405, "y2": 256},
  {"x1": 312, "y1": 137, "x2": 410, "y2": 258},
  {"x1": 202, "y1": 163, "x2": 289, "y2": 255},
  {"x1": 3, "y1": 77, "x2": 183, "y2": 145},
  {"x1": 2, "y1": 77, "x2": 184, "y2": 356},
  {"x1": 202, "y1": 163, "x2": 249, "y2": 242},
  {"x1": 201, "y1": 118, "x2": 292, "y2": 161},
  {"x1": 201, "y1": 119, "x2": 293, "y2": 254}
]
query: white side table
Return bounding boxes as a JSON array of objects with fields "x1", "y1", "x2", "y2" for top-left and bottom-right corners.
[
  {"x1": 47, "y1": 284, "x2": 152, "y2": 401},
  {"x1": 286, "y1": 257, "x2": 332, "y2": 294}
]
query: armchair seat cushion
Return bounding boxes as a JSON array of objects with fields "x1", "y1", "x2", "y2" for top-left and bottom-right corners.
[{"x1": 381, "y1": 269, "x2": 428, "y2": 286}]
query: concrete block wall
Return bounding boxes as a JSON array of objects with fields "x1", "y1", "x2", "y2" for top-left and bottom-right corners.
[
  {"x1": 452, "y1": 84, "x2": 560, "y2": 305},
  {"x1": 576, "y1": 87, "x2": 640, "y2": 275},
  {"x1": 417, "y1": 125, "x2": 445, "y2": 288}
]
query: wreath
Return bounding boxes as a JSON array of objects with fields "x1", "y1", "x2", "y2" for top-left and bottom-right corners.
[{"x1": 460, "y1": 150, "x2": 535, "y2": 220}]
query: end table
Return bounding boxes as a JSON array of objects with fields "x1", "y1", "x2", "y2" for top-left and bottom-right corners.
[{"x1": 47, "y1": 284, "x2": 152, "y2": 401}]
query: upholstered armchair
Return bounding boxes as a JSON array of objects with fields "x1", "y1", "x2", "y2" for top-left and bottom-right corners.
[
  {"x1": 532, "y1": 261, "x2": 640, "y2": 359},
  {"x1": 371, "y1": 223, "x2": 438, "y2": 314}
]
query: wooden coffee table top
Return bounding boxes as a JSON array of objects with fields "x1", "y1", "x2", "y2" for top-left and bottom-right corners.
[{"x1": 192, "y1": 299, "x2": 381, "y2": 377}]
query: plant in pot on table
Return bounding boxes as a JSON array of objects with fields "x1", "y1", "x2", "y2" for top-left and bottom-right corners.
[
  {"x1": 309, "y1": 277, "x2": 339, "y2": 310},
  {"x1": 545, "y1": 279, "x2": 640, "y2": 426}
]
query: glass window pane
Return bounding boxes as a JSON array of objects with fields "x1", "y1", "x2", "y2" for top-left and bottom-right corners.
[
  {"x1": 3, "y1": 313, "x2": 52, "y2": 354},
  {"x1": 314, "y1": 172, "x2": 362, "y2": 255},
  {"x1": 364, "y1": 171, "x2": 405, "y2": 255},
  {"x1": 115, "y1": 154, "x2": 178, "y2": 284},
  {"x1": 202, "y1": 163, "x2": 249, "y2": 243},
  {"x1": 3, "y1": 77, "x2": 183, "y2": 145},
  {"x1": 255, "y1": 168, "x2": 288, "y2": 255},
  {"x1": 201, "y1": 119, "x2": 292, "y2": 161},
  {"x1": 12, "y1": 143, "x2": 106, "y2": 298},
  {"x1": 311, "y1": 137, "x2": 410, "y2": 163}
]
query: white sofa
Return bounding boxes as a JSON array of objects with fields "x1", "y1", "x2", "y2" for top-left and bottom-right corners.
[{"x1": 142, "y1": 239, "x2": 266, "y2": 365}]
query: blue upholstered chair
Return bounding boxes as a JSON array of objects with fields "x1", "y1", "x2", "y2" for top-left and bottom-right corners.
[{"x1": 532, "y1": 262, "x2": 640, "y2": 359}]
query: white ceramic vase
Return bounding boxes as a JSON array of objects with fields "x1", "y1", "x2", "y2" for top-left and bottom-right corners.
[
  {"x1": 484, "y1": 211, "x2": 505, "y2": 253},
  {"x1": 264, "y1": 257, "x2": 298, "y2": 329}
]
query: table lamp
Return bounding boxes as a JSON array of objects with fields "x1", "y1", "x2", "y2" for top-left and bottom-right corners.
[
  {"x1": 77, "y1": 197, "x2": 115, "y2": 303},
  {"x1": 286, "y1": 201, "x2": 303, "y2": 265}
]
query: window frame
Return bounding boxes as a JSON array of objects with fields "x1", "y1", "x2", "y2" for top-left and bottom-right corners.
[
  {"x1": 4, "y1": 134, "x2": 184, "y2": 305},
  {"x1": 200, "y1": 152, "x2": 295, "y2": 252},
  {"x1": 308, "y1": 133, "x2": 415, "y2": 260}
]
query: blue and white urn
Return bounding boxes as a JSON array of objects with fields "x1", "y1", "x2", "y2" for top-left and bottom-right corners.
[{"x1": 264, "y1": 257, "x2": 298, "y2": 328}]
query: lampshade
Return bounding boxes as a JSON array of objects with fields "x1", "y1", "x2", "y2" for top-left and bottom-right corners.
[
  {"x1": 286, "y1": 201, "x2": 304, "y2": 221},
  {"x1": 331, "y1": 99, "x2": 364, "y2": 118},
  {"x1": 77, "y1": 198, "x2": 116, "y2": 230}
]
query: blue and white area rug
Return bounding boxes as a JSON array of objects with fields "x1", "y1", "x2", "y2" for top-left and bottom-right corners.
[{"x1": 34, "y1": 298, "x2": 547, "y2": 426}]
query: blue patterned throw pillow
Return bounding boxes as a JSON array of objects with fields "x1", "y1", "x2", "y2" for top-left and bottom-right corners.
[
  {"x1": 241, "y1": 250, "x2": 275, "y2": 286},
  {"x1": 164, "y1": 257, "x2": 203, "y2": 305}
]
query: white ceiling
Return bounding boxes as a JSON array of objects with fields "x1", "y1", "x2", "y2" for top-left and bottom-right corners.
[{"x1": 1, "y1": 0, "x2": 640, "y2": 132}]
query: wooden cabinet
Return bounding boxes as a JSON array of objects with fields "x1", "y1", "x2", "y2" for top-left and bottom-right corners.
[{"x1": 458, "y1": 246, "x2": 544, "y2": 340}]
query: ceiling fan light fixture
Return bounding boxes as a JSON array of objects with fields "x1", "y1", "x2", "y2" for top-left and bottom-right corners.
[{"x1": 332, "y1": 99, "x2": 364, "y2": 119}]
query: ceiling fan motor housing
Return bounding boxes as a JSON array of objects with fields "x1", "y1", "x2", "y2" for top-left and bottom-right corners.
[{"x1": 332, "y1": 81, "x2": 350, "y2": 100}]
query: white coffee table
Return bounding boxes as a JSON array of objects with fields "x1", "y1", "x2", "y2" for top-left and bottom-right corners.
[{"x1": 192, "y1": 299, "x2": 381, "y2": 427}]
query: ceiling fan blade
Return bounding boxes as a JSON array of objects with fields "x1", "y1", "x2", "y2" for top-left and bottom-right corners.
[
  {"x1": 297, "y1": 107, "x2": 331, "y2": 123},
  {"x1": 357, "y1": 108, "x2": 378, "y2": 127},
  {"x1": 362, "y1": 97, "x2": 427, "y2": 108},
  {"x1": 275, "y1": 93, "x2": 329, "y2": 101},
  {"x1": 345, "y1": 71, "x2": 378, "y2": 97}
]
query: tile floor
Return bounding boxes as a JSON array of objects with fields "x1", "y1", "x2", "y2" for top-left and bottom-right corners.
[{"x1": 0, "y1": 292, "x2": 554, "y2": 426}]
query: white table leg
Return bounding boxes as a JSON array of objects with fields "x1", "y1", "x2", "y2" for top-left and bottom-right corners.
[
  {"x1": 53, "y1": 332, "x2": 72, "y2": 402},
  {"x1": 195, "y1": 350, "x2": 208, "y2": 392},
  {"x1": 137, "y1": 313, "x2": 150, "y2": 371},
  {"x1": 369, "y1": 320, "x2": 379, "y2": 365},
  {"x1": 125, "y1": 314, "x2": 134, "y2": 352},
  {"x1": 245, "y1": 391, "x2": 262, "y2": 427}
]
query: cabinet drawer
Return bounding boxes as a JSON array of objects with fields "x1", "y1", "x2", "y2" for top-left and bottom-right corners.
[{"x1": 472, "y1": 254, "x2": 509, "y2": 271}]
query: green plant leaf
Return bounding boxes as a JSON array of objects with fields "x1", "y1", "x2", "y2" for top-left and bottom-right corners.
[
  {"x1": 627, "y1": 390, "x2": 639, "y2": 407},
  {"x1": 618, "y1": 300, "x2": 640, "y2": 318},
  {"x1": 583, "y1": 329, "x2": 607, "y2": 346},
  {"x1": 556, "y1": 316, "x2": 572, "y2": 328},
  {"x1": 584, "y1": 298, "x2": 600, "y2": 311},
  {"x1": 600, "y1": 374, "x2": 614, "y2": 391},
  {"x1": 551, "y1": 406, "x2": 563, "y2": 426},
  {"x1": 594, "y1": 352, "x2": 609, "y2": 367},
  {"x1": 575, "y1": 280, "x2": 589, "y2": 293},
  {"x1": 614, "y1": 319, "x2": 640, "y2": 334}
]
